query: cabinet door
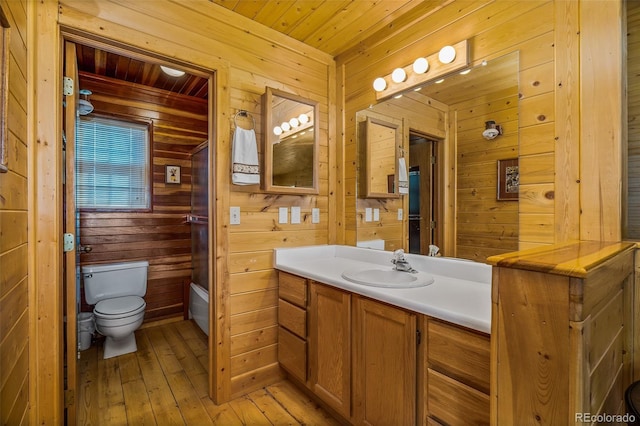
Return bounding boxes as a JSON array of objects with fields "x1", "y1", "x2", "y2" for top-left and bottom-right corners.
[
  {"x1": 308, "y1": 282, "x2": 351, "y2": 418},
  {"x1": 353, "y1": 296, "x2": 416, "y2": 426}
]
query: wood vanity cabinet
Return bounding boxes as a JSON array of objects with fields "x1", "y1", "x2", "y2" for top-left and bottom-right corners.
[
  {"x1": 489, "y1": 242, "x2": 635, "y2": 425},
  {"x1": 277, "y1": 272, "x2": 308, "y2": 383},
  {"x1": 424, "y1": 318, "x2": 490, "y2": 425},
  {"x1": 353, "y1": 295, "x2": 417, "y2": 426}
]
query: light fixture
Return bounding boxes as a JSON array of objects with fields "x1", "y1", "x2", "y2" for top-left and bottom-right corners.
[
  {"x1": 435, "y1": 78, "x2": 445, "y2": 84},
  {"x1": 438, "y1": 45, "x2": 456, "y2": 64},
  {"x1": 391, "y1": 68, "x2": 407, "y2": 83},
  {"x1": 273, "y1": 126, "x2": 283, "y2": 136},
  {"x1": 281, "y1": 122, "x2": 291, "y2": 132},
  {"x1": 413, "y1": 57, "x2": 429, "y2": 74},
  {"x1": 298, "y1": 113, "x2": 309, "y2": 124},
  {"x1": 371, "y1": 39, "x2": 469, "y2": 100},
  {"x1": 373, "y1": 77, "x2": 387, "y2": 92},
  {"x1": 160, "y1": 65, "x2": 185, "y2": 77},
  {"x1": 289, "y1": 117, "x2": 300, "y2": 128},
  {"x1": 273, "y1": 110, "x2": 314, "y2": 140},
  {"x1": 482, "y1": 121, "x2": 503, "y2": 140},
  {"x1": 78, "y1": 89, "x2": 94, "y2": 116},
  {"x1": 460, "y1": 69, "x2": 471, "y2": 75}
]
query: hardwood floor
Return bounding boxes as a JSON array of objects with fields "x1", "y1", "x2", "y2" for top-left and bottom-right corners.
[{"x1": 77, "y1": 319, "x2": 340, "y2": 425}]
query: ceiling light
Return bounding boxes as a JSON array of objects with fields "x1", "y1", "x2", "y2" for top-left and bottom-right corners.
[
  {"x1": 160, "y1": 65, "x2": 185, "y2": 77},
  {"x1": 391, "y1": 68, "x2": 407, "y2": 83},
  {"x1": 413, "y1": 57, "x2": 429, "y2": 74},
  {"x1": 438, "y1": 46, "x2": 456, "y2": 64},
  {"x1": 373, "y1": 77, "x2": 387, "y2": 92}
]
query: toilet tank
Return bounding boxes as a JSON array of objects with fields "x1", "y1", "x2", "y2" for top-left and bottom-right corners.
[{"x1": 82, "y1": 260, "x2": 149, "y2": 305}]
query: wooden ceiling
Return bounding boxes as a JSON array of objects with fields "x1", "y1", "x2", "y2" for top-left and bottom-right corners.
[{"x1": 74, "y1": 1, "x2": 443, "y2": 100}]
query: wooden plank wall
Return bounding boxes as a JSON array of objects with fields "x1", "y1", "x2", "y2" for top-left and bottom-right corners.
[
  {"x1": 76, "y1": 72, "x2": 207, "y2": 322},
  {"x1": 337, "y1": 1, "x2": 563, "y2": 256},
  {"x1": 628, "y1": 1, "x2": 640, "y2": 239},
  {"x1": 58, "y1": 0, "x2": 334, "y2": 403},
  {"x1": 0, "y1": 0, "x2": 29, "y2": 424}
]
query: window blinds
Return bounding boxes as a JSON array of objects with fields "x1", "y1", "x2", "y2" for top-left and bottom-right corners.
[{"x1": 76, "y1": 116, "x2": 150, "y2": 209}]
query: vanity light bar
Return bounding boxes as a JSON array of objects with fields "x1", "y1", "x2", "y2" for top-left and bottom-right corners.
[
  {"x1": 273, "y1": 110, "x2": 314, "y2": 140},
  {"x1": 372, "y1": 39, "x2": 470, "y2": 101}
]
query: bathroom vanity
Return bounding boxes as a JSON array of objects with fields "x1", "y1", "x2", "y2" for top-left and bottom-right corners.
[{"x1": 274, "y1": 245, "x2": 492, "y2": 425}]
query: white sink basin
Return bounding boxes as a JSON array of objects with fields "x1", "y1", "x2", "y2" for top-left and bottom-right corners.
[{"x1": 341, "y1": 268, "x2": 434, "y2": 288}]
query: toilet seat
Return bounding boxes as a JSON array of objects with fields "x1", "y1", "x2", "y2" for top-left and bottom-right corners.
[{"x1": 94, "y1": 296, "x2": 146, "y2": 319}]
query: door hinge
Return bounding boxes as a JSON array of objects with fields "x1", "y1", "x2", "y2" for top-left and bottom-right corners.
[
  {"x1": 65, "y1": 389, "x2": 75, "y2": 407},
  {"x1": 430, "y1": 155, "x2": 436, "y2": 164},
  {"x1": 63, "y1": 76, "x2": 74, "y2": 96},
  {"x1": 430, "y1": 221, "x2": 437, "y2": 229},
  {"x1": 416, "y1": 329, "x2": 422, "y2": 345},
  {"x1": 63, "y1": 233, "x2": 75, "y2": 252}
]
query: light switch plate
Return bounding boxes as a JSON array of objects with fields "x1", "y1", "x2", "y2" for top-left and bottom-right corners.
[
  {"x1": 291, "y1": 206, "x2": 301, "y2": 224},
  {"x1": 312, "y1": 208, "x2": 320, "y2": 224},
  {"x1": 373, "y1": 208, "x2": 380, "y2": 221},
  {"x1": 397, "y1": 208, "x2": 403, "y2": 221},
  {"x1": 365, "y1": 208, "x2": 373, "y2": 222},
  {"x1": 230, "y1": 207, "x2": 241, "y2": 225},
  {"x1": 279, "y1": 207, "x2": 288, "y2": 224}
]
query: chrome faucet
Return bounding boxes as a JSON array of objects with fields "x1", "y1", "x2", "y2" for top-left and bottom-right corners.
[{"x1": 391, "y1": 249, "x2": 417, "y2": 273}]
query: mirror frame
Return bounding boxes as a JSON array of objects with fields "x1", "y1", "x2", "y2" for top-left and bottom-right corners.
[
  {"x1": 362, "y1": 116, "x2": 401, "y2": 199},
  {"x1": 262, "y1": 86, "x2": 319, "y2": 194}
]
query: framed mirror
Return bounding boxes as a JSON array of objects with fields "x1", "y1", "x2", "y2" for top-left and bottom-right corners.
[
  {"x1": 359, "y1": 116, "x2": 401, "y2": 198},
  {"x1": 263, "y1": 87, "x2": 319, "y2": 194}
]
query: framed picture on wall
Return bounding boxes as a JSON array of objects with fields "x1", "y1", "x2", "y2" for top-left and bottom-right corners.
[
  {"x1": 165, "y1": 165, "x2": 181, "y2": 184},
  {"x1": 497, "y1": 158, "x2": 519, "y2": 200}
]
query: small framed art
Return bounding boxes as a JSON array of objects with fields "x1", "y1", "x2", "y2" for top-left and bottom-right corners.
[
  {"x1": 497, "y1": 158, "x2": 519, "y2": 200},
  {"x1": 165, "y1": 165, "x2": 181, "y2": 184}
]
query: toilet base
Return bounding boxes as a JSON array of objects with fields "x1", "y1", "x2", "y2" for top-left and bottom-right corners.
[{"x1": 103, "y1": 332, "x2": 137, "y2": 359}]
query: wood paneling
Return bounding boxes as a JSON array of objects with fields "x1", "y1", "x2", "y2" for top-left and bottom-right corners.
[
  {"x1": 77, "y1": 72, "x2": 207, "y2": 322},
  {"x1": 0, "y1": 0, "x2": 29, "y2": 424}
]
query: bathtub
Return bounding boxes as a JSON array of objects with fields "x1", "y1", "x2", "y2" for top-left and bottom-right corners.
[{"x1": 189, "y1": 283, "x2": 209, "y2": 336}]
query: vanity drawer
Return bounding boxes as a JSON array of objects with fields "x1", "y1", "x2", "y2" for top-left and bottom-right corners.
[
  {"x1": 279, "y1": 272, "x2": 307, "y2": 308},
  {"x1": 278, "y1": 326, "x2": 307, "y2": 382},
  {"x1": 279, "y1": 298, "x2": 306, "y2": 338},
  {"x1": 427, "y1": 319, "x2": 490, "y2": 393},
  {"x1": 427, "y1": 368, "x2": 489, "y2": 426}
]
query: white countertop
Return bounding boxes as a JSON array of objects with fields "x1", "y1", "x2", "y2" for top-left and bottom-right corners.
[{"x1": 274, "y1": 245, "x2": 492, "y2": 334}]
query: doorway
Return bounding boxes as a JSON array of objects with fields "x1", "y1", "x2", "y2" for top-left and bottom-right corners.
[
  {"x1": 408, "y1": 132, "x2": 440, "y2": 255},
  {"x1": 62, "y1": 37, "x2": 212, "y2": 423}
]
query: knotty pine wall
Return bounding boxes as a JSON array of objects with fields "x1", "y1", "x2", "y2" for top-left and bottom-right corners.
[
  {"x1": 628, "y1": 1, "x2": 640, "y2": 239},
  {"x1": 337, "y1": 0, "x2": 584, "y2": 255},
  {"x1": 76, "y1": 72, "x2": 207, "y2": 322},
  {"x1": 0, "y1": 0, "x2": 29, "y2": 424},
  {"x1": 57, "y1": 0, "x2": 334, "y2": 403}
]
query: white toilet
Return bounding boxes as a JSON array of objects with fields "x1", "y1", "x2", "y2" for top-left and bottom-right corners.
[{"x1": 82, "y1": 260, "x2": 149, "y2": 359}]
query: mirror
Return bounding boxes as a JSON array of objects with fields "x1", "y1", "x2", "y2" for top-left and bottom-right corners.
[
  {"x1": 355, "y1": 52, "x2": 519, "y2": 259},
  {"x1": 263, "y1": 87, "x2": 319, "y2": 194},
  {"x1": 359, "y1": 116, "x2": 401, "y2": 198}
]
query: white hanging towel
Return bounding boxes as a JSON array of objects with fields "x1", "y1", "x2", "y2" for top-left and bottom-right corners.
[
  {"x1": 398, "y1": 157, "x2": 409, "y2": 194},
  {"x1": 232, "y1": 127, "x2": 260, "y2": 185}
]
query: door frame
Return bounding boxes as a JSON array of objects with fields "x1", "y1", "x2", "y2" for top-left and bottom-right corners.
[{"x1": 60, "y1": 27, "x2": 225, "y2": 416}]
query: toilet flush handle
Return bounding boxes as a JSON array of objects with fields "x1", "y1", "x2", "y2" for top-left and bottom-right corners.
[{"x1": 78, "y1": 245, "x2": 92, "y2": 253}]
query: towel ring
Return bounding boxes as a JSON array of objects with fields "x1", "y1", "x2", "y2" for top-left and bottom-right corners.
[{"x1": 234, "y1": 110, "x2": 255, "y2": 130}]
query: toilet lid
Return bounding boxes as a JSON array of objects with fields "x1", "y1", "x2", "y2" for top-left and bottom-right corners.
[{"x1": 94, "y1": 296, "x2": 145, "y2": 316}]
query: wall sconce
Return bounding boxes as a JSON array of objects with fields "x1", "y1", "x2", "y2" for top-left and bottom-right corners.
[
  {"x1": 482, "y1": 121, "x2": 503, "y2": 140},
  {"x1": 372, "y1": 40, "x2": 470, "y2": 101}
]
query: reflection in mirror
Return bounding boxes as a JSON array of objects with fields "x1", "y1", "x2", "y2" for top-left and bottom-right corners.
[
  {"x1": 361, "y1": 117, "x2": 400, "y2": 198},
  {"x1": 355, "y1": 52, "x2": 519, "y2": 261},
  {"x1": 263, "y1": 87, "x2": 319, "y2": 194}
]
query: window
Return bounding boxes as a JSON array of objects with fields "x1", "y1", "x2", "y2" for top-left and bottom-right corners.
[{"x1": 76, "y1": 116, "x2": 151, "y2": 210}]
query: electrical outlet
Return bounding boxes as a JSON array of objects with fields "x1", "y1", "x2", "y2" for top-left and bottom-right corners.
[
  {"x1": 279, "y1": 207, "x2": 288, "y2": 224},
  {"x1": 291, "y1": 206, "x2": 301, "y2": 224},
  {"x1": 312, "y1": 208, "x2": 320, "y2": 224},
  {"x1": 365, "y1": 208, "x2": 373, "y2": 222},
  {"x1": 373, "y1": 208, "x2": 380, "y2": 221},
  {"x1": 230, "y1": 207, "x2": 241, "y2": 225},
  {"x1": 397, "y1": 208, "x2": 403, "y2": 221}
]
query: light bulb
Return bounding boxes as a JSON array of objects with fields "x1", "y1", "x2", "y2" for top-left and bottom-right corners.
[
  {"x1": 273, "y1": 126, "x2": 283, "y2": 136},
  {"x1": 413, "y1": 57, "x2": 429, "y2": 74},
  {"x1": 373, "y1": 77, "x2": 387, "y2": 92},
  {"x1": 281, "y1": 122, "x2": 291, "y2": 132},
  {"x1": 160, "y1": 65, "x2": 185, "y2": 77},
  {"x1": 289, "y1": 117, "x2": 299, "y2": 128},
  {"x1": 391, "y1": 68, "x2": 407, "y2": 83},
  {"x1": 298, "y1": 113, "x2": 309, "y2": 124},
  {"x1": 438, "y1": 46, "x2": 456, "y2": 64}
]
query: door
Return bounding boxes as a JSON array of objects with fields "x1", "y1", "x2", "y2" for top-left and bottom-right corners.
[
  {"x1": 409, "y1": 133, "x2": 439, "y2": 254},
  {"x1": 63, "y1": 40, "x2": 80, "y2": 425}
]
